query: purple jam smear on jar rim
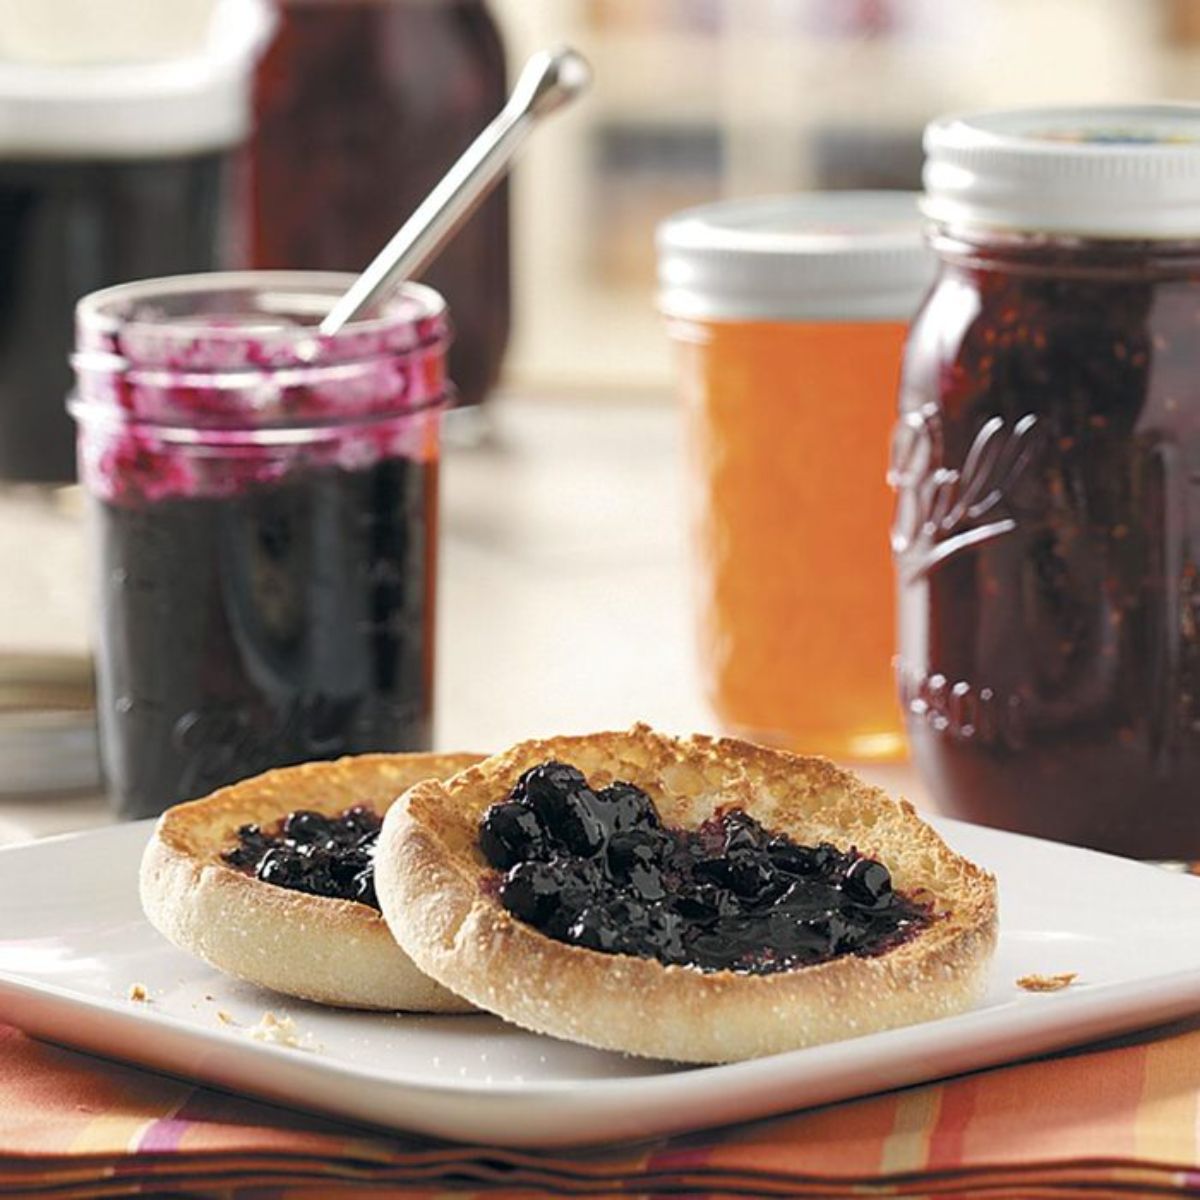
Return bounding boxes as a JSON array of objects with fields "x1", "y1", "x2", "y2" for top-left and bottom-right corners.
[
  {"x1": 478, "y1": 761, "x2": 935, "y2": 975},
  {"x1": 70, "y1": 273, "x2": 453, "y2": 505}
]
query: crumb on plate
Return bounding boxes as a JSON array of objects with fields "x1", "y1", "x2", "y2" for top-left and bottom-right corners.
[
  {"x1": 1017, "y1": 972, "x2": 1077, "y2": 993},
  {"x1": 216, "y1": 1010, "x2": 236, "y2": 1026},
  {"x1": 245, "y1": 1011, "x2": 321, "y2": 1052},
  {"x1": 127, "y1": 983, "x2": 149, "y2": 1002}
]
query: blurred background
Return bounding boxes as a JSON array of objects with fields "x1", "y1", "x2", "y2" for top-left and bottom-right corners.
[
  {"x1": 0, "y1": 0, "x2": 1195, "y2": 442},
  {"x1": 496, "y1": 0, "x2": 1200, "y2": 393}
]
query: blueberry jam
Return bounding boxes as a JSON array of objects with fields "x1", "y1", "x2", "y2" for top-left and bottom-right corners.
[
  {"x1": 95, "y1": 458, "x2": 435, "y2": 819},
  {"x1": 223, "y1": 804, "x2": 384, "y2": 908},
  {"x1": 479, "y1": 762, "x2": 932, "y2": 974}
]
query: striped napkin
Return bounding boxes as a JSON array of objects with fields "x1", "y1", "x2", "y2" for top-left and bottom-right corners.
[{"x1": 3, "y1": 1015, "x2": 1200, "y2": 1199}]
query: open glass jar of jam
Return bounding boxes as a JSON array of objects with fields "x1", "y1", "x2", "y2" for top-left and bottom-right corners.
[
  {"x1": 71, "y1": 272, "x2": 449, "y2": 819},
  {"x1": 895, "y1": 105, "x2": 1200, "y2": 859}
]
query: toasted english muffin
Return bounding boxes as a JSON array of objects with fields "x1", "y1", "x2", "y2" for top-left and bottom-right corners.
[
  {"x1": 140, "y1": 752, "x2": 480, "y2": 1012},
  {"x1": 374, "y1": 726, "x2": 997, "y2": 1061}
]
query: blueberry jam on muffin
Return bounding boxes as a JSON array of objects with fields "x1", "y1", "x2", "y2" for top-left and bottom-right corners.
[
  {"x1": 224, "y1": 805, "x2": 384, "y2": 908},
  {"x1": 479, "y1": 761, "x2": 932, "y2": 974}
]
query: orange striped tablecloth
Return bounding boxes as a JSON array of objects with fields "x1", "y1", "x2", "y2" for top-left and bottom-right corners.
[{"x1": 3, "y1": 1014, "x2": 1200, "y2": 1199}]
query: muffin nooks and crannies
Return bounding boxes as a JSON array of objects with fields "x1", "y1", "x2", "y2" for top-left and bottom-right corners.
[
  {"x1": 374, "y1": 726, "x2": 998, "y2": 1063},
  {"x1": 139, "y1": 752, "x2": 481, "y2": 1012}
]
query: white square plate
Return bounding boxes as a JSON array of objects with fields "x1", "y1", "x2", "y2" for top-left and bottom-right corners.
[{"x1": 1, "y1": 818, "x2": 1199, "y2": 1148}]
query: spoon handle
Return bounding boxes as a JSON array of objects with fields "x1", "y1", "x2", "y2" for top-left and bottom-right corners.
[{"x1": 320, "y1": 46, "x2": 591, "y2": 337}]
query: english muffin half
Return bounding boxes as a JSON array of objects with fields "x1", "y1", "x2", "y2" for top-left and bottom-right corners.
[
  {"x1": 374, "y1": 726, "x2": 997, "y2": 1061},
  {"x1": 141, "y1": 752, "x2": 480, "y2": 1011}
]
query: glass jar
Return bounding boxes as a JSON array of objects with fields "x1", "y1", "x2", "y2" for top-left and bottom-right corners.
[
  {"x1": 658, "y1": 194, "x2": 934, "y2": 761},
  {"x1": 70, "y1": 271, "x2": 449, "y2": 819},
  {"x1": 0, "y1": 1, "x2": 271, "y2": 483},
  {"x1": 895, "y1": 105, "x2": 1200, "y2": 859},
  {"x1": 247, "y1": 0, "x2": 509, "y2": 413}
]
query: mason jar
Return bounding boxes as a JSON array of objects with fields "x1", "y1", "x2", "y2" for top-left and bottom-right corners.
[
  {"x1": 71, "y1": 271, "x2": 450, "y2": 818},
  {"x1": 895, "y1": 105, "x2": 1200, "y2": 859},
  {"x1": 659, "y1": 193, "x2": 933, "y2": 761}
]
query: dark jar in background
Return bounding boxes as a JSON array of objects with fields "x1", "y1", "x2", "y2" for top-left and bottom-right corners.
[
  {"x1": 0, "y1": 4, "x2": 270, "y2": 483},
  {"x1": 70, "y1": 272, "x2": 449, "y2": 818},
  {"x1": 894, "y1": 105, "x2": 1200, "y2": 860},
  {"x1": 248, "y1": 0, "x2": 509, "y2": 411}
]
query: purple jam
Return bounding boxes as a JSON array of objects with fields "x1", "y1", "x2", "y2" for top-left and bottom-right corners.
[
  {"x1": 223, "y1": 804, "x2": 385, "y2": 908},
  {"x1": 94, "y1": 458, "x2": 435, "y2": 818},
  {"x1": 71, "y1": 275, "x2": 449, "y2": 819},
  {"x1": 479, "y1": 762, "x2": 932, "y2": 974}
]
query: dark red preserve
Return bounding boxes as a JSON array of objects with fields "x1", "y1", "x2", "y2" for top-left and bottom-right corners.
[
  {"x1": 895, "y1": 105, "x2": 1200, "y2": 859},
  {"x1": 248, "y1": 0, "x2": 509, "y2": 411}
]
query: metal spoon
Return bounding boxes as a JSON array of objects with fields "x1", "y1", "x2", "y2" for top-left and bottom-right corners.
[{"x1": 319, "y1": 45, "x2": 592, "y2": 337}]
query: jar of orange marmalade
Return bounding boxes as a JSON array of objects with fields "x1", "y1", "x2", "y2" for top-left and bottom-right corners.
[{"x1": 658, "y1": 194, "x2": 934, "y2": 761}]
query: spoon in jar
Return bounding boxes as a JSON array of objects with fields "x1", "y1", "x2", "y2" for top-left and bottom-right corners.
[{"x1": 319, "y1": 45, "x2": 592, "y2": 337}]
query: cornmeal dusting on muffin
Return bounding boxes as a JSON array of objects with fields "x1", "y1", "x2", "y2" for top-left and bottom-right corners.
[
  {"x1": 246, "y1": 1011, "x2": 321, "y2": 1051},
  {"x1": 1017, "y1": 972, "x2": 1077, "y2": 992},
  {"x1": 127, "y1": 982, "x2": 149, "y2": 1002}
]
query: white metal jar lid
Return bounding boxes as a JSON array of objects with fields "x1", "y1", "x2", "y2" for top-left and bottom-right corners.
[
  {"x1": 923, "y1": 104, "x2": 1200, "y2": 239},
  {"x1": 656, "y1": 192, "x2": 935, "y2": 323}
]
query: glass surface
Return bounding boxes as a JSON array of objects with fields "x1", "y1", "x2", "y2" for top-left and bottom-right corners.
[
  {"x1": 673, "y1": 317, "x2": 908, "y2": 761},
  {"x1": 71, "y1": 272, "x2": 448, "y2": 819},
  {"x1": 895, "y1": 231, "x2": 1200, "y2": 859}
]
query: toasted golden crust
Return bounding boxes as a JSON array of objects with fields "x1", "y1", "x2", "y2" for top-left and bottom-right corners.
[
  {"x1": 140, "y1": 752, "x2": 481, "y2": 1012},
  {"x1": 374, "y1": 726, "x2": 998, "y2": 1061}
]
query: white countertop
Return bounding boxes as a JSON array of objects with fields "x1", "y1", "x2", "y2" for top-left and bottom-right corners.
[{"x1": 0, "y1": 393, "x2": 924, "y2": 846}]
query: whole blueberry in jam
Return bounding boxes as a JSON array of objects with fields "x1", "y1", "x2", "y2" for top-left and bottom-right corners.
[
  {"x1": 478, "y1": 761, "x2": 932, "y2": 974},
  {"x1": 223, "y1": 804, "x2": 384, "y2": 909}
]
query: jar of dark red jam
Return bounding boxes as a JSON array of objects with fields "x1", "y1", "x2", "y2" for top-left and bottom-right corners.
[
  {"x1": 248, "y1": 0, "x2": 509, "y2": 413},
  {"x1": 895, "y1": 105, "x2": 1200, "y2": 859},
  {"x1": 70, "y1": 272, "x2": 449, "y2": 819}
]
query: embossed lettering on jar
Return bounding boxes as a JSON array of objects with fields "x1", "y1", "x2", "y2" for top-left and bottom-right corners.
[{"x1": 896, "y1": 105, "x2": 1200, "y2": 858}]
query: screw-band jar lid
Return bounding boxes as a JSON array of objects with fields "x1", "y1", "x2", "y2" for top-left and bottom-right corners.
[
  {"x1": 656, "y1": 192, "x2": 935, "y2": 322},
  {"x1": 923, "y1": 104, "x2": 1200, "y2": 239}
]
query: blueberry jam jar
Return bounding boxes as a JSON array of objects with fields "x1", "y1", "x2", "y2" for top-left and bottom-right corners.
[
  {"x1": 894, "y1": 106, "x2": 1200, "y2": 858},
  {"x1": 70, "y1": 273, "x2": 449, "y2": 818}
]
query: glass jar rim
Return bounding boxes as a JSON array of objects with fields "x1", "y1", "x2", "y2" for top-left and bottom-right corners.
[
  {"x1": 926, "y1": 222, "x2": 1200, "y2": 279},
  {"x1": 75, "y1": 270, "x2": 448, "y2": 363},
  {"x1": 71, "y1": 270, "x2": 452, "y2": 436}
]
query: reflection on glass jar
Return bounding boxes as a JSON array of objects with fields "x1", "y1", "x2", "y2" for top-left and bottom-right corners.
[
  {"x1": 897, "y1": 104, "x2": 1200, "y2": 859},
  {"x1": 70, "y1": 272, "x2": 449, "y2": 819}
]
